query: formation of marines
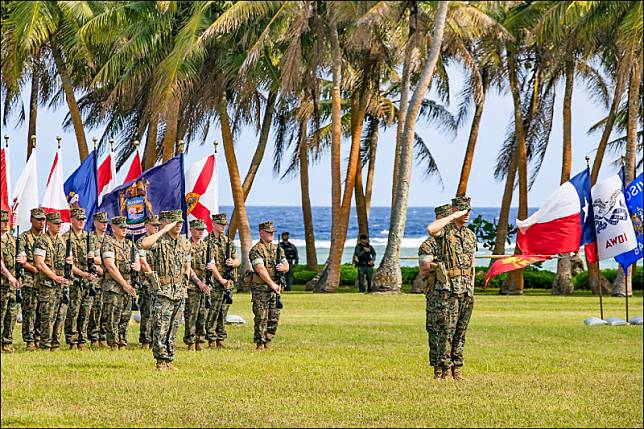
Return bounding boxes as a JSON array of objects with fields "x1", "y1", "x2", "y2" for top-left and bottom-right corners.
[
  {"x1": 420, "y1": 196, "x2": 477, "y2": 381},
  {"x1": 0, "y1": 208, "x2": 287, "y2": 371}
]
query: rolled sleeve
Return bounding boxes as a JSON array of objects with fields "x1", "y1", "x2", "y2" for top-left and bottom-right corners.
[
  {"x1": 33, "y1": 248, "x2": 46, "y2": 258},
  {"x1": 251, "y1": 258, "x2": 264, "y2": 267}
]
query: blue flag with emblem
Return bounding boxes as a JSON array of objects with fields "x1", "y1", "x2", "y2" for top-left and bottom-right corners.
[
  {"x1": 615, "y1": 172, "x2": 643, "y2": 271},
  {"x1": 64, "y1": 150, "x2": 98, "y2": 231},
  {"x1": 98, "y1": 155, "x2": 187, "y2": 237}
]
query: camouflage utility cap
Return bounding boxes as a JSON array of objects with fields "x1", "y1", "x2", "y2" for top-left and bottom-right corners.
[
  {"x1": 159, "y1": 210, "x2": 172, "y2": 221},
  {"x1": 212, "y1": 213, "x2": 227, "y2": 225},
  {"x1": 434, "y1": 204, "x2": 452, "y2": 219},
  {"x1": 189, "y1": 219, "x2": 206, "y2": 230},
  {"x1": 259, "y1": 221, "x2": 274, "y2": 232},
  {"x1": 111, "y1": 216, "x2": 127, "y2": 227},
  {"x1": 452, "y1": 196, "x2": 471, "y2": 211},
  {"x1": 94, "y1": 212, "x2": 108, "y2": 223},
  {"x1": 145, "y1": 215, "x2": 161, "y2": 225},
  {"x1": 0, "y1": 210, "x2": 9, "y2": 221},
  {"x1": 46, "y1": 212, "x2": 63, "y2": 224},
  {"x1": 71, "y1": 208, "x2": 86, "y2": 220},
  {"x1": 31, "y1": 208, "x2": 46, "y2": 219},
  {"x1": 160, "y1": 210, "x2": 183, "y2": 222}
]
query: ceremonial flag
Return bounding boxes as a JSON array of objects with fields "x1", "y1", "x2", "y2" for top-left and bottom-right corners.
[
  {"x1": 185, "y1": 154, "x2": 218, "y2": 232},
  {"x1": 0, "y1": 142, "x2": 10, "y2": 218},
  {"x1": 41, "y1": 148, "x2": 71, "y2": 222},
  {"x1": 97, "y1": 151, "x2": 116, "y2": 205},
  {"x1": 98, "y1": 155, "x2": 186, "y2": 236},
  {"x1": 64, "y1": 151, "x2": 98, "y2": 230},
  {"x1": 516, "y1": 168, "x2": 595, "y2": 256},
  {"x1": 485, "y1": 255, "x2": 551, "y2": 286},
  {"x1": 123, "y1": 150, "x2": 142, "y2": 183},
  {"x1": 614, "y1": 173, "x2": 643, "y2": 271},
  {"x1": 591, "y1": 174, "x2": 637, "y2": 260},
  {"x1": 10, "y1": 150, "x2": 39, "y2": 232}
]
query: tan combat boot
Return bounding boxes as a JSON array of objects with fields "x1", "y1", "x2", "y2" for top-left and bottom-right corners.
[
  {"x1": 140, "y1": 343, "x2": 149, "y2": 350},
  {"x1": 166, "y1": 361, "x2": 179, "y2": 371},
  {"x1": 451, "y1": 366, "x2": 463, "y2": 381},
  {"x1": 188, "y1": 343, "x2": 196, "y2": 352},
  {"x1": 216, "y1": 340, "x2": 226, "y2": 349},
  {"x1": 118, "y1": 344, "x2": 127, "y2": 351},
  {"x1": 256, "y1": 343, "x2": 264, "y2": 350},
  {"x1": 98, "y1": 340, "x2": 107, "y2": 348},
  {"x1": 69, "y1": 344, "x2": 78, "y2": 350},
  {"x1": 440, "y1": 367, "x2": 451, "y2": 380},
  {"x1": 1, "y1": 344, "x2": 12, "y2": 353},
  {"x1": 156, "y1": 360, "x2": 168, "y2": 371},
  {"x1": 90, "y1": 340, "x2": 98, "y2": 348},
  {"x1": 263, "y1": 341, "x2": 271, "y2": 350},
  {"x1": 195, "y1": 342, "x2": 204, "y2": 351},
  {"x1": 433, "y1": 367, "x2": 441, "y2": 380},
  {"x1": 50, "y1": 346, "x2": 60, "y2": 352},
  {"x1": 25, "y1": 342, "x2": 36, "y2": 351},
  {"x1": 208, "y1": 341, "x2": 218, "y2": 350},
  {"x1": 78, "y1": 343, "x2": 85, "y2": 351}
]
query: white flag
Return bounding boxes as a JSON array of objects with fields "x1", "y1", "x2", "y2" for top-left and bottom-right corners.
[
  {"x1": 11, "y1": 149, "x2": 39, "y2": 232},
  {"x1": 41, "y1": 148, "x2": 71, "y2": 223},
  {"x1": 185, "y1": 154, "x2": 218, "y2": 232},
  {"x1": 591, "y1": 175, "x2": 637, "y2": 260}
]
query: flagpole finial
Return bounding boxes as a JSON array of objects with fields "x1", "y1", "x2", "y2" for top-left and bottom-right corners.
[
  {"x1": 31, "y1": 135, "x2": 36, "y2": 148},
  {"x1": 620, "y1": 155, "x2": 625, "y2": 166},
  {"x1": 92, "y1": 137, "x2": 97, "y2": 150},
  {"x1": 3, "y1": 135, "x2": 8, "y2": 148},
  {"x1": 177, "y1": 139, "x2": 184, "y2": 153},
  {"x1": 109, "y1": 139, "x2": 114, "y2": 152},
  {"x1": 56, "y1": 136, "x2": 62, "y2": 149},
  {"x1": 213, "y1": 140, "x2": 219, "y2": 153},
  {"x1": 585, "y1": 155, "x2": 590, "y2": 168},
  {"x1": 133, "y1": 140, "x2": 139, "y2": 149}
]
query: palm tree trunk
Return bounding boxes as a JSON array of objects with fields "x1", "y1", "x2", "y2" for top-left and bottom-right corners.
[
  {"x1": 554, "y1": 61, "x2": 575, "y2": 295},
  {"x1": 612, "y1": 55, "x2": 640, "y2": 297},
  {"x1": 355, "y1": 159, "x2": 369, "y2": 237},
  {"x1": 142, "y1": 113, "x2": 159, "y2": 170},
  {"x1": 299, "y1": 120, "x2": 318, "y2": 271},
  {"x1": 162, "y1": 97, "x2": 180, "y2": 162},
  {"x1": 391, "y1": 1, "x2": 418, "y2": 208},
  {"x1": 27, "y1": 59, "x2": 39, "y2": 159},
  {"x1": 217, "y1": 95, "x2": 253, "y2": 286},
  {"x1": 372, "y1": 1, "x2": 449, "y2": 292},
  {"x1": 50, "y1": 40, "x2": 88, "y2": 161},
  {"x1": 365, "y1": 116, "x2": 378, "y2": 217},
  {"x1": 492, "y1": 152, "x2": 517, "y2": 261},
  {"x1": 456, "y1": 96, "x2": 485, "y2": 197},
  {"x1": 227, "y1": 90, "x2": 277, "y2": 239}
]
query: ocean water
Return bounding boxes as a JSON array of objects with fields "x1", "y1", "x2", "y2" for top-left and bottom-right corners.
[{"x1": 221, "y1": 206, "x2": 617, "y2": 270}]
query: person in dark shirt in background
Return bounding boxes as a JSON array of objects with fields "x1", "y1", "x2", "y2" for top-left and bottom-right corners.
[
  {"x1": 278, "y1": 232, "x2": 298, "y2": 292},
  {"x1": 353, "y1": 234, "x2": 376, "y2": 293}
]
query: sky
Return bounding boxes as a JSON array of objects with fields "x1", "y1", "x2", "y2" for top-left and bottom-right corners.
[{"x1": 1, "y1": 64, "x2": 626, "y2": 209}]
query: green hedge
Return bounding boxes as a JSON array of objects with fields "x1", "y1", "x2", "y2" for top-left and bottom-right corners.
[{"x1": 292, "y1": 264, "x2": 643, "y2": 291}]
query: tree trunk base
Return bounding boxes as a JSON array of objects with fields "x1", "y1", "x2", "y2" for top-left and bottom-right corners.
[
  {"x1": 410, "y1": 273, "x2": 424, "y2": 294},
  {"x1": 552, "y1": 254, "x2": 574, "y2": 295},
  {"x1": 611, "y1": 267, "x2": 632, "y2": 297},
  {"x1": 372, "y1": 262, "x2": 401, "y2": 293},
  {"x1": 500, "y1": 270, "x2": 524, "y2": 295},
  {"x1": 308, "y1": 263, "x2": 339, "y2": 293}
]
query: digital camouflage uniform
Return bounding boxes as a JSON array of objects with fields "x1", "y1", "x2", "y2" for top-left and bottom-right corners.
[
  {"x1": 33, "y1": 213, "x2": 69, "y2": 350},
  {"x1": 18, "y1": 208, "x2": 47, "y2": 345},
  {"x1": 1, "y1": 212, "x2": 18, "y2": 349},
  {"x1": 63, "y1": 209, "x2": 96, "y2": 347},
  {"x1": 419, "y1": 204, "x2": 451, "y2": 368},
  {"x1": 249, "y1": 221, "x2": 286, "y2": 346},
  {"x1": 148, "y1": 210, "x2": 191, "y2": 364},
  {"x1": 100, "y1": 218, "x2": 136, "y2": 348},
  {"x1": 205, "y1": 214, "x2": 236, "y2": 345},
  {"x1": 88, "y1": 212, "x2": 109, "y2": 344},
  {"x1": 136, "y1": 236, "x2": 154, "y2": 345},
  {"x1": 184, "y1": 219, "x2": 209, "y2": 346},
  {"x1": 434, "y1": 197, "x2": 477, "y2": 371}
]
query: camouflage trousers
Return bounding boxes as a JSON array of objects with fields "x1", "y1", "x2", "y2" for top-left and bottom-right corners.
[
  {"x1": 38, "y1": 287, "x2": 68, "y2": 349},
  {"x1": 251, "y1": 285, "x2": 280, "y2": 344},
  {"x1": 205, "y1": 286, "x2": 229, "y2": 343},
  {"x1": 20, "y1": 286, "x2": 40, "y2": 343},
  {"x1": 88, "y1": 288, "x2": 105, "y2": 342},
  {"x1": 64, "y1": 281, "x2": 95, "y2": 345},
  {"x1": 425, "y1": 288, "x2": 439, "y2": 367},
  {"x1": 151, "y1": 294, "x2": 183, "y2": 362},
  {"x1": 1, "y1": 286, "x2": 17, "y2": 345},
  {"x1": 138, "y1": 284, "x2": 153, "y2": 344},
  {"x1": 102, "y1": 291, "x2": 132, "y2": 347},
  {"x1": 183, "y1": 288, "x2": 209, "y2": 345},
  {"x1": 434, "y1": 290, "x2": 474, "y2": 369}
]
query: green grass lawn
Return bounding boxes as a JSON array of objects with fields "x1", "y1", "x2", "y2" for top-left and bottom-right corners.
[{"x1": 1, "y1": 291, "x2": 643, "y2": 427}]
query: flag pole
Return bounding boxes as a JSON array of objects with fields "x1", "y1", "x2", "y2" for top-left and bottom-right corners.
[
  {"x1": 620, "y1": 155, "x2": 629, "y2": 323},
  {"x1": 587, "y1": 155, "x2": 604, "y2": 320}
]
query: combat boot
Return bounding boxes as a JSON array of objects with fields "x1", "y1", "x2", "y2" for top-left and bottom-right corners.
[
  {"x1": 69, "y1": 344, "x2": 78, "y2": 350},
  {"x1": 98, "y1": 340, "x2": 107, "y2": 348},
  {"x1": 440, "y1": 367, "x2": 451, "y2": 380},
  {"x1": 90, "y1": 340, "x2": 98, "y2": 348},
  {"x1": 216, "y1": 340, "x2": 226, "y2": 349},
  {"x1": 452, "y1": 366, "x2": 463, "y2": 381},
  {"x1": 141, "y1": 343, "x2": 150, "y2": 350},
  {"x1": 263, "y1": 341, "x2": 271, "y2": 350},
  {"x1": 25, "y1": 342, "x2": 36, "y2": 351},
  {"x1": 195, "y1": 342, "x2": 204, "y2": 351},
  {"x1": 50, "y1": 346, "x2": 60, "y2": 352},
  {"x1": 1, "y1": 344, "x2": 12, "y2": 353},
  {"x1": 118, "y1": 344, "x2": 127, "y2": 351},
  {"x1": 188, "y1": 343, "x2": 196, "y2": 352},
  {"x1": 208, "y1": 341, "x2": 218, "y2": 349},
  {"x1": 433, "y1": 367, "x2": 441, "y2": 380},
  {"x1": 156, "y1": 360, "x2": 168, "y2": 371},
  {"x1": 256, "y1": 343, "x2": 264, "y2": 350},
  {"x1": 78, "y1": 343, "x2": 85, "y2": 351},
  {"x1": 166, "y1": 361, "x2": 179, "y2": 371}
]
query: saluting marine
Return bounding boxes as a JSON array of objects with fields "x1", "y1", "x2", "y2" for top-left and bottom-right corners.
[{"x1": 136, "y1": 215, "x2": 161, "y2": 349}]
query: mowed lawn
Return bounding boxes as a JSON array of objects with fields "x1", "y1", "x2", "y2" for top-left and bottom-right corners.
[{"x1": 1, "y1": 292, "x2": 642, "y2": 428}]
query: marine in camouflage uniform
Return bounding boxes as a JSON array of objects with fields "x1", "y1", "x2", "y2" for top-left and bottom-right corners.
[
  {"x1": 430, "y1": 196, "x2": 477, "y2": 381},
  {"x1": 33, "y1": 212, "x2": 71, "y2": 351},
  {"x1": 183, "y1": 219, "x2": 211, "y2": 350},
  {"x1": 63, "y1": 208, "x2": 97, "y2": 350},
  {"x1": 88, "y1": 212, "x2": 109, "y2": 347},
  {"x1": 205, "y1": 213, "x2": 238, "y2": 349},
  {"x1": 249, "y1": 221, "x2": 288, "y2": 350},
  {"x1": 136, "y1": 215, "x2": 161, "y2": 349},
  {"x1": 1, "y1": 210, "x2": 21, "y2": 353},
  {"x1": 418, "y1": 204, "x2": 451, "y2": 378},
  {"x1": 100, "y1": 216, "x2": 139, "y2": 350},
  {"x1": 18, "y1": 208, "x2": 47, "y2": 350},
  {"x1": 139, "y1": 210, "x2": 191, "y2": 370}
]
